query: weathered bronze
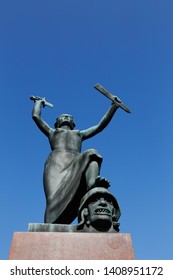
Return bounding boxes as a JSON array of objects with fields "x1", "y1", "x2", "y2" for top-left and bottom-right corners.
[
  {"x1": 30, "y1": 84, "x2": 130, "y2": 226},
  {"x1": 94, "y1": 84, "x2": 131, "y2": 113},
  {"x1": 77, "y1": 186, "x2": 120, "y2": 232},
  {"x1": 30, "y1": 96, "x2": 53, "y2": 108}
]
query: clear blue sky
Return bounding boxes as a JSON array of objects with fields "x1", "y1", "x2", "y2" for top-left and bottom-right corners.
[{"x1": 0, "y1": 0, "x2": 173, "y2": 260}]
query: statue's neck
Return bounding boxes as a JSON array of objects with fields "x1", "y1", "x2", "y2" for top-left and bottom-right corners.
[{"x1": 59, "y1": 125, "x2": 72, "y2": 130}]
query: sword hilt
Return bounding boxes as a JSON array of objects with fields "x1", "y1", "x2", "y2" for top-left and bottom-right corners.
[{"x1": 30, "y1": 96, "x2": 53, "y2": 108}]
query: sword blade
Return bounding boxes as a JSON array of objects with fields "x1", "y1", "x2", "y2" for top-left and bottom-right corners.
[
  {"x1": 44, "y1": 101, "x2": 54, "y2": 108},
  {"x1": 94, "y1": 84, "x2": 131, "y2": 113}
]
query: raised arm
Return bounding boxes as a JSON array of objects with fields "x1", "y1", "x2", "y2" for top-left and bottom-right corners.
[
  {"x1": 32, "y1": 99, "x2": 53, "y2": 137},
  {"x1": 80, "y1": 102, "x2": 118, "y2": 140}
]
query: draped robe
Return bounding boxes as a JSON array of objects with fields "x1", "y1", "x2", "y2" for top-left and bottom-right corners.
[{"x1": 43, "y1": 127, "x2": 102, "y2": 224}]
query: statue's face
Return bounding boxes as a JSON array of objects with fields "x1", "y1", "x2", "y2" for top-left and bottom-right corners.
[
  {"x1": 55, "y1": 114, "x2": 75, "y2": 129},
  {"x1": 88, "y1": 196, "x2": 114, "y2": 230}
]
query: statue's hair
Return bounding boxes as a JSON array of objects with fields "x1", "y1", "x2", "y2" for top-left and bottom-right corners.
[{"x1": 54, "y1": 114, "x2": 76, "y2": 129}]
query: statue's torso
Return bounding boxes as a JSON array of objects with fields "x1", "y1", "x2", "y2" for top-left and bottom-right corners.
[{"x1": 49, "y1": 128, "x2": 82, "y2": 152}]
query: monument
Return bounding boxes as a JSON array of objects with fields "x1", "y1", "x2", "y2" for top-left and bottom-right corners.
[{"x1": 8, "y1": 84, "x2": 135, "y2": 260}]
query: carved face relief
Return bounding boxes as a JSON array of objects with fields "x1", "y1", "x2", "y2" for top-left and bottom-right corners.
[{"x1": 87, "y1": 197, "x2": 114, "y2": 230}]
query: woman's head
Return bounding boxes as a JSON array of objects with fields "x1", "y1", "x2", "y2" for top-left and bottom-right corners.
[{"x1": 54, "y1": 114, "x2": 76, "y2": 129}]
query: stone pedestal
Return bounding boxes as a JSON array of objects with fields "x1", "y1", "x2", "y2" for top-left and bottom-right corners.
[{"x1": 8, "y1": 232, "x2": 135, "y2": 260}]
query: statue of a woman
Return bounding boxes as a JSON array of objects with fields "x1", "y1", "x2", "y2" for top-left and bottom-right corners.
[{"x1": 31, "y1": 97, "x2": 119, "y2": 224}]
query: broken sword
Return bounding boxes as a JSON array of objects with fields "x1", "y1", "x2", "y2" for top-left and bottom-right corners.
[{"x1": 94, "y1": 83, "x2": 131, "y2": 113}]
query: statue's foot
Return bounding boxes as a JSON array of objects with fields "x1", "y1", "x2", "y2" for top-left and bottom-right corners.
[{"x1": 91, "y1": 176, "x2": 110, "y2": 189}]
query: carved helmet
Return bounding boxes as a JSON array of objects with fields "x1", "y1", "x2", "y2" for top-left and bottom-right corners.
[{"x1": 78, "y1": 187, "x2": 121, "y2": 223}]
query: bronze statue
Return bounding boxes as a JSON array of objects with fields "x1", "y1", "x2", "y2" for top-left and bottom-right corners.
[
  {"x1": 30, "y1": 84, "x2": 130, "y2": 225},
  {"x1": 77, "y1": 186, "x2": 121, "y2": 232}
]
